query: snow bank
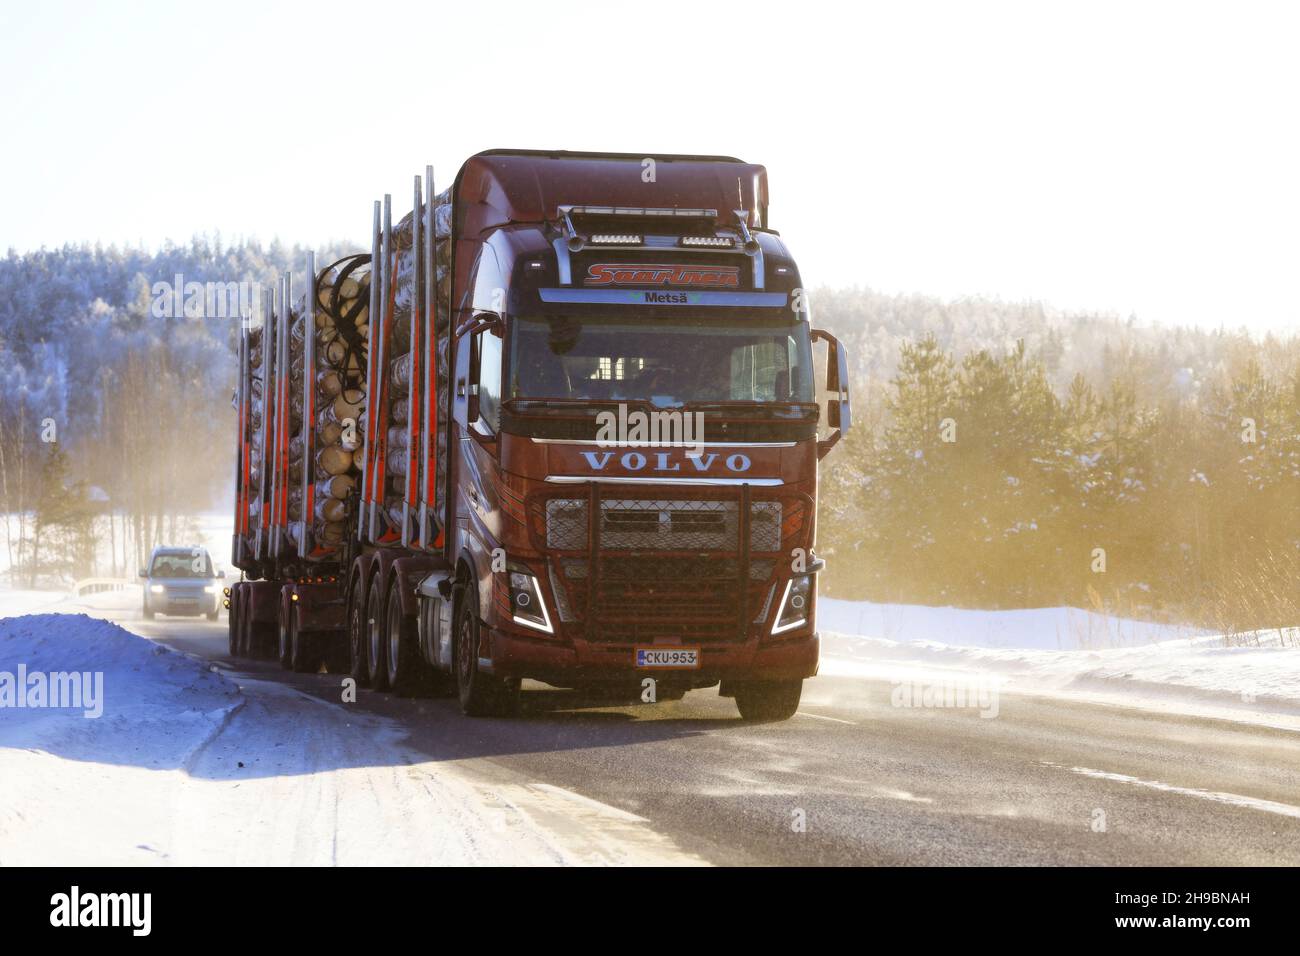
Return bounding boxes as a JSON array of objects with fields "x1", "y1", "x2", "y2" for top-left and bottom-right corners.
[
  {"x1": 0, "y1": 584, "x2": 147, "y2": 621},
  {"x1": 0, "y1": 612, "x2": 238, "y2": 743},
  {"x1": 0, "y1": 613, "x2": 701, "y2": 866},
  {"x1": 819, "y1": 596, "x2": 1206, "y2": 649},
  {"x1": 818, "y1": 599, "x2": 1300, "y2": 728}
]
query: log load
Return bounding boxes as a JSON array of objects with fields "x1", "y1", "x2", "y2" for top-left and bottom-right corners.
[{"x1": 283, "y1": 254, "x2": 372, "y2": 555}]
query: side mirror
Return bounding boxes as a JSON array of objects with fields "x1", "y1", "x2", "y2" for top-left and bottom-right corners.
[
  {"x1": 467, "y1": 383, "x2": 480, "y2": 427},
  {"x1": 811, "y1": 328, "x2": 853, "y2": 460}
]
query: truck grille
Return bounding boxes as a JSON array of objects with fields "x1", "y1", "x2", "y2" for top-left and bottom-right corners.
[
  {"x1": 556, "y1": 557, "x2": 775, "y2": 644},
  {"x1": 529, "y1": 487, "x2": 809, "y2": 644},
  {"x1": 544, "y1": 497, "x2": 782, "y2": 552}
]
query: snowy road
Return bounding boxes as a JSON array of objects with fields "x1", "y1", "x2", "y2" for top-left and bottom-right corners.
[{"x1": 133, "y1": 613, "x2": 1300, "y2": 867}]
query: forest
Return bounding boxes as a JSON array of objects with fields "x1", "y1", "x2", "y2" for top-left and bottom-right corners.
[{"x1": 1, "y1": 240, "x2": 1296, "y2": 633}]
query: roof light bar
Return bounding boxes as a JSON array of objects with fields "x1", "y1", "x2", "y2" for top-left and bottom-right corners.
[
  {"x1": 588, "y1": 234, "x2": 643, "y2": 245},
  {"x1": 569, "y1": 205, "x2": 717, "y2": 219},
  {"x1": 679, "y1": 236, "x2": 735, "y2": 248}
]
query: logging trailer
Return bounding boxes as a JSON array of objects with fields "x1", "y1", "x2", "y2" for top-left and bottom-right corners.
[{"x1": 225, "y1": 149, "x2": 852, "y2": 719}]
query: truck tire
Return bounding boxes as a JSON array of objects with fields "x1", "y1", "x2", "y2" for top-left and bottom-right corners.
[
  {"x1": 453, "y1": 589, "x2": 520, "y2": 717},
  {"x1": 733, "y1": 679, "x2": 803, "y2": 722},
  {"x1": 207, "y1": 609, "x2": 218, "y2": 621},
  {"x1": 366, "y1": 578, "x2": 389, "y2": 691},
  {"x1": 290, "y1": 609, "x2": 317, "y2": 673},
  {"x1": 277, "y1": 611, "x2": 293, "y2": 669},
  {"x1": 228, "y1": 590, "x2": 240, "y2": 657},
  {"x1": 239, "y1": 599, "x2": 254, "y2": 657},
  {"x1": 347, "y1": 573, "x2": 368, "y2": 684},
  {"x1": 143, "y1": 604, "x2": 155, "y2": 621},
  {"x1": 385, "y1": 583, "x2": 424, "y2": 695}
]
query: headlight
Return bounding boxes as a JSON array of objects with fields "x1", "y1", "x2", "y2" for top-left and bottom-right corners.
[
  {"x1": 203, "y1": 585, "x2": 217, "y2": 594},
  {"x1": 509, "y1": 572, "x2": 553, "y2": 634},
  {"x1": 772, "y1": 575, "x2": 812, "y2": 634},
  {"x1": 150, "y1": 585, "x2": 165, "y2": 594}
]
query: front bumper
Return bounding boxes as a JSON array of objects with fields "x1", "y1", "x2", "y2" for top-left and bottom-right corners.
[
  {"x1": 146, "y1": 592, "x2": 220, "y2": 615},
  {"x1": 486, "y1": 626, "x2": 819, "y2": 685}
]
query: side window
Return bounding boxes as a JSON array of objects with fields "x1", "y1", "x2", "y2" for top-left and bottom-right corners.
[{"x1": 476, "y1": 329, "x2": 503, "y2": 433}]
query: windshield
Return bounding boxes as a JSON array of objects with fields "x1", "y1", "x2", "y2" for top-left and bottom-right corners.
[
  {"x1": 508, "y1": 313, "x2": 814, "y2": 406},
  {"x1": 150, "y1": 552, "x2": 213, "y2": 578}
]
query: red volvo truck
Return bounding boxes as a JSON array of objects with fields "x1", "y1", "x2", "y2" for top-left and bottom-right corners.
[{"x1": 227, "y1": 149, "x2": 852, "y2": 720}]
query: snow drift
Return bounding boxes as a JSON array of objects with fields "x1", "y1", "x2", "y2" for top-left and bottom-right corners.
[
  {"x1": 818, "y1": 598, "x2": 1300, "y2": 728},
  {"x1": 0, "y1": 613, "x2": 701, "y2": 865}
]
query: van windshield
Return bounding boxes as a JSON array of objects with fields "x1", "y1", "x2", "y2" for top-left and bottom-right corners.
[{"x1": 150, "y1": 553, "x2": 213, "y2": 578}]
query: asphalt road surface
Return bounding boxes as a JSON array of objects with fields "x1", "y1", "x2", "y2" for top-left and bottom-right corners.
[{"x1": 136, "y1": 612, "x2": 1300, "y2": 866}]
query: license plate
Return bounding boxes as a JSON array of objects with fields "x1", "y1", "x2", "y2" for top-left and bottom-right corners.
[{"x1": 635, "y1": 647, "x2": 700, "y2": 669}]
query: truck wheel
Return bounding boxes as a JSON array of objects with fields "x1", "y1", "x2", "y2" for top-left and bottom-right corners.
[
  {"x1": 366, "y1": 578, "x2": 389, "y2": 691},
  {"x1": 385, "y1": 584, "x2": 424, "y2": 695},
  {"x1": 239, "y1": 600, "x2": 254, "y2": 657},
  {"x1": 453, "y1": 590, "x2": 520, "y2": 717},
  {"x1": 347, "y1": 574, "x2": 368, "y2": 683},
  {"x1": 290, "y1": 609, "x2": 317, "y2": 673},
  {"x1": 228, "y1": 591, "x2": 240, "y2": 656},
  {"x1": 733, "y1": 679, "x2": 803, "y2": 722},
  {"x1": 277, "y1": 611, "x2": 293, "y2": 669},
  {"x1": 143, "y1": 605, "x2": 155, "y2": 621},
  {"x1": 207, "y1": 609, "x2": 219, "y2": 621}
]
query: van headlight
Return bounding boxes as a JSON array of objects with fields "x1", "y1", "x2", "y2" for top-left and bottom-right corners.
[
  {"x1": 150, "y1": 585, "x2": 165, "y2": 594},
  {"x1": 203, "y1": 585, "x2": 217, "y2": 594},
  {"x1": 509, "y1": 571, "x2": 553, "y2": 634},
  {"x1": 772, "y1": 575, "x2": 812, "y2": 634}
]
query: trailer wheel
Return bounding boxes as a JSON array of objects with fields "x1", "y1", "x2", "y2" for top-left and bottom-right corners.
[
  {"x1": 733, "y1": 679, "x2": 803, "y2": 722},
  {"x1": 347, "y1": 573, "x2": 368, "y2": 684},
  {"x1": 453, "y1": 588, "x2": 519, "y2": 717},
  {"x1": 277, "y1": 608, "x2": 293, "y2": 669},
  {"x1": 238, "y1": 598, "x2": 254, "y2": 658},
  {"x1": 228, "y1": 589, "x2": 240, "y2": 657},
  {"x1": 366, "y1": 577, "x2": 389, "y2": 691},
  {"x1": 385, "y1": 584, "x2": 424, "y2": 695}
]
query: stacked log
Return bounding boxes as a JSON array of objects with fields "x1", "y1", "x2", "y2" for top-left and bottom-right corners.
[
  {"x1": 284, "y1": 255, "x2": 371, "y2": 554},
  {"x1": 379, "y1": 188, "x2": 452, "y2": 540},
  {"x1": 246, "y1": 323, "x2": 266, "y2": 527}
]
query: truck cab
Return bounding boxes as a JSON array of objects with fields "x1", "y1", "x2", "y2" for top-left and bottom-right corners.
[{"x1": 431, "y1": 151, "x2": 852, "y2": 719}]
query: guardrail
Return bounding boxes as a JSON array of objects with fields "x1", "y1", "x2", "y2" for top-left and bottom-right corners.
[{"x1": 70, "y1": 577, "x2": 135, "y2": 597}]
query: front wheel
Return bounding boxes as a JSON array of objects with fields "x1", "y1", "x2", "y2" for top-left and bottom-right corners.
[
  {"x1": 143, "y1": 605, "x2": 155, "y2": 620},
  {"x1": 453, "y1": 588, "x2": 519, "y2": 717},
  {"x1": 733, "y1": 679, "x2": 802, "y2": 722}
]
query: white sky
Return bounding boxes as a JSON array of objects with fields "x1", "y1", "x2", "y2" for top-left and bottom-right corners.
[{"x1": 1, "y1": 0, "x2": 1296, "y2": 333}]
